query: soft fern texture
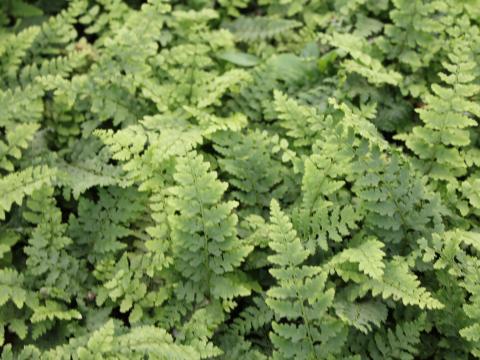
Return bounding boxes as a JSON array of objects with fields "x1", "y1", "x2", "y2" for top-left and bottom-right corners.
[{"x1": 1, "y1": 0, "x2": 480, "y2": 359}]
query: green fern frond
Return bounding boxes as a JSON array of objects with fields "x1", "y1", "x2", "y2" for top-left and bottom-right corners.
[
  {"x1": 225, "y1": 17, "x2": 301, "y2": 42},
  {"x1": 267, "y1": 199, "x2": 347, "y2": 359},
  {"x1": 0, "y1": 123, "x2": 39, "y2": 172},
  {"x1": 0, "y1": 165, "x2": 56, "y2": 220},
  {"x1": 364, "y1": 259, "x2": 444, "y2": 309},
  {"x1": 169, "y1": 151, "x2": 253, "y2": 302}
]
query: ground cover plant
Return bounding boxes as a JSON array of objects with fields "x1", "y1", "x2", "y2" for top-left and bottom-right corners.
[{"x1": 1, "y1": 0, "x2": 480, "y2": 358}]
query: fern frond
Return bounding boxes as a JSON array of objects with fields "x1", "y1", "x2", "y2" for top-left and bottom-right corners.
[
  {"x1": 23, "y1": 186, "x2": 83, "y2": 303},
  {"x1": 330, "y1": 237, "x2": 386, "y2": 279},
  {"x1": 225, "y1": 17, "x2": 301, "y2": 42},
  {"x1": 364, "y1": 259, "x2": 443, "y2": 309},
  {"x1": 68, "y1": 187, "x2": 147, "y2": 261},
  {"x1": 74, "y1": 319, "x2": 200, "y2": 360},
  {"x1": 230, "y1": 296, "x2": 273, "y2": 336},
  {"x1": 169, "y1": 151, "x2": 253, "y2": 302},
  {"x1": 367, "y1": 315, "x2": 426, "y2": 360},
  {"x1": 397, "y1": 26, "x2": 480, "y2": 182},
  {"x1": 273, "y1": 90, "x2": 323, "y2": 148},
  {"x1": 325, "y1": 33, "x2": 402, "y2": 86},
  {"x1": 0, "y1": 269, "x2": 27, "y2": 309},
  {"x1": 334, "y1": 300, "x2": 387, "y2": 334},
  {"x1": 0, "y1": 26, "x2": 40, "y2": 84},
  {"x1": 0, "y1": 165, "x2": 56, "y2": 220},
  {"x1": 0, "y1": 123, "x2": 39, "y2": 172},
  {"x1": 176, "y1": 302, "x2": 224, "y2": 358},
  {"x1": 19, "y1": 50, "x2": 89, "y2": 86},
  {"x1": 382, "y1": 0, "x2": 447, "y2": 70},
  {"x1": 267, "y1": 200, "x2": 348, "y2": 359},
  {"x1": 31, "y1": 300, "x2": 82, "y2": 323},
  {"x1": 0, "y1": 85, "x2": 44, "y2": 126},
  {"x1": 213, "y1": 129, "x2": 294, "y2": 213}
]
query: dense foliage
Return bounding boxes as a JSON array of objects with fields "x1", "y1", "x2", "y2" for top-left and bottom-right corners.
[{"x1": 1, "y1": 0, "x2": 480, "y2": 358}]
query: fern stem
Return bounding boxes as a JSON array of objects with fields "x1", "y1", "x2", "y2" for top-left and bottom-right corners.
[
  {"x1": 283, "y1": 240, "x2": 319, "y2": 358},
  {"x1": 191, "y1": 168, "x2": 211, "y2": 299},
  {"x1": 297, "y1": 288, "x2": 319, "y2": 360}
]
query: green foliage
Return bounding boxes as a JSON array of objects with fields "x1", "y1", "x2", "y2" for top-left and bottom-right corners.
[
  {"x1": 267, "y1": 200, "x2": 347, "y2": 359},
  {"x1": 0, "y1": 123, "x2": 39, "y2": 172},
  {"x1": 225, "y1": 17, "x2": 302, "y2": 43},
  {"x1": 212, "y1": 129, "x2": 295, "y2": 214},
  {"x1": 0, "y1": 165, "x2": 56, "y2": 220},
  {"x1": 1, "y1": 0, "x2": 480, "y2": 359},
  {"x1": 397, "y1": 21, "x2": 480, "y2": 182},
  {"x1": 367, "y1": 316, "x2": 427, "y2": 360},
  {"x1": 168, "y1": 151, "x2": 253, "y2": 303}
]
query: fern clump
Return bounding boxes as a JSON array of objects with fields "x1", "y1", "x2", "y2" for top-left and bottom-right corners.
[{"x1": 1, "y1": 0, "x2": 480, "y2": 358}]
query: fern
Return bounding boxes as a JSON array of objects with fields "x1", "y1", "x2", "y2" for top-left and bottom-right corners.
[
  {"x1": 0, "y1": 269, "x2": 27, "y2": 309},
  {"x1": 273, "y1": 90, "x2": 324, "y2": 148},
  {"x1": 30, "y1": 300, "x2": 82, "y2": 323},
  {"x1": 169, "y1": 151, "x2": 253, "y2": 302},
  {"x1": 0, "y1": 165, "x2": 56, "y2": 220},
  {"x1": 69, "y1": 187, "x2": 146, "y2": 258},
  {"x1": 34, "y1": 319, "x2": 202, "y2": 360},
  {"x1": 324, "y1": 32, "x2": 402, "y2": 86},
  {"x1": 225, "y1": 17, "x2": 301, "y2": 42},
  {"x1": 1, "y1": 1, "x2": 480, "y2": 358},
  {"x1": 267, "y1": 200, "x2": 347, "y2": 359},
  {"x1": 363, "y1": 259, "x2": 443, "y2": 310},
  {"x1": 0, "y1": 26, "x2": 40, "y2": 85},
  {"x1": 175, "y1": 302, "x2": 224, "y2": 358},
  {"x1": 23, "y1": 48, "x2": 88, "y2": 80},
  {"x1": 0, "y1": 123, "x2": 39, "y2": 172},
  {"x1": 397, "y1": 28, "x2": 480, "y2": 182},
  {"x1": 30, "y1": 0, "x2": 89, "y2": 56},
  {"x1": 23, "y1": 186, "x2": 82, "y2": 299},
  {"x1": 0, "y1": 85, "x2": 44, "y2": 126},
  {"x1": 58, "y1": 154, "x2": 125, "y2": 200},
  {"x1": 381, "y1": 0, "x2": 447, "y2": 71},
  {"x1": 292, "y1": 120, "x2": 359, "y2": 251},
  {"x1": 367, "y1": 316, "x2": 426, "y2": 360},
  {"x1": 212, "y1": 129, "x2": 295, "y2": 213},
  {"x1": 350, "y1": 149, "x2": 445, "y2": 245},
  {"x1": 329, "y1": 237, "x2": 386, "y2": 279},
  {"x1": 334, "y1": 300, "x2": 387, "y2": 334}
]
